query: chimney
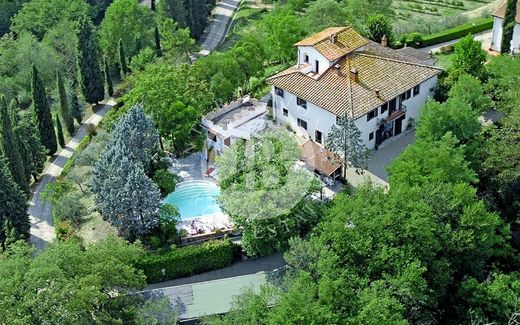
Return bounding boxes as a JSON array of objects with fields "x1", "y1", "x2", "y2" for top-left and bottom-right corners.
[
  {"x1": 329, "y1": 33, "x2": 336, "y2": 44},
  {"x1": 334, "y1": 64, "x2": 342, "y2": 76},
  {"x1": 375, "y1": 89, "x2": 380, "y2": 98},
  {"x1": 381, "y1": 34, "x2": 388, "y2": 47},
  {"x1": 350, "y1": 68, "x2": 358, "y2": 82}
]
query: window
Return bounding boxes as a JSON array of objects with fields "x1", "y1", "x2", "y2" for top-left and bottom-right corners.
[
  {"x1": 389, "y1": 98, "x2": 397, "y2": 113},
  {"x1": 275, "y1": 87, "x2": 284, "y2": 98},
  {"x1": 297, "y1": 97, "x2": 307, "y2": 109},
  {"x1": 282, "y1": 108, "x2": 288, "y2": 117},
  {"x1": 381, "y1": 102, "x2": 388, "y2": 113},
  {"x1": 367, "y1": 108, "x2": 378, "y2": 121},
  {"x1": 369, "y1": 132, "x2": 374, "y2": 141},
  {"x1": 413, "y1": 85, "x2": 420, "y2": 96},
  {"x1": 297, "y1": 118, "x2": 308, "y2": 130},
  {"x1": 400, "y1": 89, "x2": 412, "y2": 102},
  {"x1": 304, "y1": 54, "x2": 309, "y2": 63},
  {"x1": 315, "y1": 130, "x2": 323, "y2": 143},
  {"x1": 315, "y1": 60, "x2": 319, "y2": 73}
]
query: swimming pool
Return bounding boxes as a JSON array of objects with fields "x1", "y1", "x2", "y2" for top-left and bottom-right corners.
[{"x1": 163, "y1": 180, "x2": 222, "y2": 220}]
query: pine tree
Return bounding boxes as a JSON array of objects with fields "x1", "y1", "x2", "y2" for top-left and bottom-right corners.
[
  {"x1": 154, "y1": 26, "x2": 162, "y2": 57},
  {"x1": 56, "y1": 71, "x2": 75, "y2": 136},
  {"x1": 104, "y1": 57, "x2": 114, "y2": 97},
  {"x1": 31, "y1": 65, "x2": 57, "y2": 155},
  {"x1": 0, "y1": 156, "x2": 29, "y2": 247},
  {"x1": 501, "y1": 0, "x2": 518, "y2": 53},
  {"x1": 13, "y1": 109, "x2": 46, "y2": 182},
  {"x1": 118, "y1": 39, "x2": 129, "y2": 78},
  {"x1": 109, "y1": 104, "x2": 159, "y2": 170},
  {"x1": 0, "y1": 96, "x2": 28, "y2": 193},
  {"x1": 55, "y1": 115, "x2": 66, "y2": 148},
  {"x1": 77, "y1": 16, "x2": 105, "y2": 104},
  {"x1": 91, "y1": 138, "x2": 160, "y2": 241},
  {"x1": 326, "y1": 116, "x2": 370, "y2": 177},
  {"x1": 68, "y1": 78, "x2": 83, "y2": 124}
]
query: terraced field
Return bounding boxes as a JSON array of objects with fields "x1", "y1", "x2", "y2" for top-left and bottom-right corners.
[{"x1": 394, "y1": 0, "x2": 494, "y2": 21}]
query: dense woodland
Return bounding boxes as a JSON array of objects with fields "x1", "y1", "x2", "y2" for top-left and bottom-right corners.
[{"x1": 0, "y1": 0, "x2": 519, "y2": 323}]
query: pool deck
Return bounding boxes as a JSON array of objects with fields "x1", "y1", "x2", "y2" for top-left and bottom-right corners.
[{"x1": 170, "y1": 152, "x2": 216, "y2": 184}]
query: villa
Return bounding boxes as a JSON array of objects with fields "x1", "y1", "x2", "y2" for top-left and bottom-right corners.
[
  {"x1": 491, "y1": 0, "x2": 520, "y2": 53},
  {"x1": 201, "y1": 95, "x2": 267, "y2": 162},
  {"x1": 267, "y1": 27, "x2": 442, "y2": 151}
]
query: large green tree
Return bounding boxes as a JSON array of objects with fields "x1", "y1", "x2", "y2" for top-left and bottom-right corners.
[
  {"x1": 303, "y1": 0, "x2": 347, "y2": 34},
  {"x1": 0, "y1": 156, "x2": 29, "y2": 248},
  {"x1": 0, "y1": 0, "x2": 27, "y2": 36},
  {"x1": 56, "y1": 70, "x2": 75, "y2": 135},
  {"x1": 0, "y1": 96, "x2": 28, "y2": 193},
  {"x1": 31, "y1": 65, "x2": 57, "y2": 155},
  {"x1": 10, "y1": 0, "x2": 90, "y2": 40},
  {"x1": 365, "y1": 14, "x2": 393, "y2": 44},
  {"x1": 0, "y1": 237, "x2": 147, "y2": 323},
  {"x1": 99, "y1": 0, "x2": 155, "y2": 63},
  {"x1": 453, "y1": 34, "x2": 487, "y2": 80},
  {"x1": 76, "y1": 16, "x2": 105, "y2": 104}
]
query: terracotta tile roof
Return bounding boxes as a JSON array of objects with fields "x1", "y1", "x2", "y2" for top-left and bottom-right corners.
[
  {"x1": 365, "y1": 40, "x2": 432, "y2": 65},
  {"x1": 267, "y1": 52, "x2": 441, "y2": 119},
  {"x1": 295, "y1": 27, "x2": 369, "y2": 61},
  {"x1": 492, "y1": 0, "x2": 520, "y2": 24},
  {"x1": 300, "y1": 140, "x2": 342, "y2": 176}
]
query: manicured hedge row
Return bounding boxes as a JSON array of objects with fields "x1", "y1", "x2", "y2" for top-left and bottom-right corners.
[
  {"x1": 420, "y1": 17, "x2": 493, "y2": 47},
  {"x1": 136, "y1": 239, "x2": 237, "y2": 283},
  {"x1": 405, "y1": 18, "x2": 494, "y2": 48}
]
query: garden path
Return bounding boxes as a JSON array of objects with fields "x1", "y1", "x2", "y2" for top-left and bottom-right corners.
[{"x1": 29, "y1": 99, "x2": 115, "y2": 251}]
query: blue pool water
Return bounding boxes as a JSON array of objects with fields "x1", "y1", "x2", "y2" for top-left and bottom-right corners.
[{"x1": 163, "y1": 180, "x2": 222, "y2": 220}]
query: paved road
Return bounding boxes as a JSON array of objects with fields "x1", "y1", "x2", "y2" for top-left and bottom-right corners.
[
  {"x1": 419, "y1": 30, "x2": 493, "y2": 54},
  {"x1": 198, "y1": 0, "x2": 241, "y2": 55},
  {"x1": 29, "y1": 99, "x2": 115, "y2": 250}
]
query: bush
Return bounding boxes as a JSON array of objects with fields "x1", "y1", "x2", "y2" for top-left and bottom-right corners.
[
  {"x1": 418, "y1": 18, "x2": 493, "y2": 47},
  {"x1": 55, "y1": 220, "x2": 77, "y2": 241},
  {"x1": 136, "y1": 239, "x2": 237, "y2": 283},
  {"x1": 60, "y1": 133, "x2": 93, "y2": 177}
]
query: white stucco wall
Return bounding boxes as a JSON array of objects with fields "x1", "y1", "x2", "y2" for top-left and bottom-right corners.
[
  {"x1": 272, "y1": 89, "x2": 337, "y2": 143},
  {"x1": 491, "y1": 16, "x2": 520, "y2": 52},
  {"x1": 272, "y1": 76, "x2": 437, "y2": 150},
  {"x1": 297, "y1": 46, "x2": 333, "y2": 74}
]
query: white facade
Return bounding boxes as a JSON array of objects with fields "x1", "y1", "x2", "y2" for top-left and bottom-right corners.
[
  {"x1": 491, "y1": 16, "x2": 520, "y2": 52},
  {"x1": 297, "y1": 46, "x2": 332, "y2": 75},
  {"x1": 272, "y1": 76, "x2": 438, "y2": 150}
]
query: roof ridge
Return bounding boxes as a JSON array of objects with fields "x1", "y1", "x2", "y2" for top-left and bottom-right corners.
[{"x1": 355, "y1": 52, "x2": 443, "y2": 70}]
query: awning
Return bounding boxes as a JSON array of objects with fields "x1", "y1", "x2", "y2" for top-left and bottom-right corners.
[
  {"x1": 386, "y1": 110, "x2": 405, "y2": 122},
  {"x1": 300, "y1": 140, "x2": 342, "y2": 176}
]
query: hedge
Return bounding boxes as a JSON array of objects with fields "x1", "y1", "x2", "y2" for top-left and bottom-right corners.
[
  {"x1": 136, "y1": 239, "x2": 237, "y2": 283},
  {"x1": 405, "y1": 18, "x2": 494, "y2": 48}
]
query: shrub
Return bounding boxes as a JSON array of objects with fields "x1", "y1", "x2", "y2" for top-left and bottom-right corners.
[
  {"x1": 52, "y1": 192, "x2": 87, "y2": 225},
  {"x1": 136, "y1": 239, "x2": 237, "y2": 283},
  {"x1": 60, "y1": 133, "x2": 93, "y2": 177},
  {"x1": 55, "y1": 220, "x2": 77, "y2": 241}
]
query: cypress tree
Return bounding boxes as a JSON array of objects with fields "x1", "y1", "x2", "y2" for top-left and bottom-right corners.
[
  {"x1": 56, "y1": 71, "x2": 75, "y2": 136},
  {"x1": 0, "y1": 96, "x2": 29, "y2": 193},
  {"x1": 154, "y1": 26, "x2": 162, "y2": 57},
  {"x1": 501, "y1": 0, "x2": 518, "y2": 53},
  {"x1": 13, "y1": 109, "x2": 46, "y2": 182},
  {"x1": 68, "y1": 78, "x2": 83, "y2": 124},
  {"x1": 104, "y1": 58, "x2": 114, "y2": 97},
  {"x1": 31, "y1": 65, "x2": 57, "y2": 155},
  {"x1": 118, "y1": 39, "x2": 129, "y2": 78},
  {"x1": 160, "y1": 0, "x2": 188, "y2": 27},
  {"x1": 151, "y1": 0, "x2": 156, "y2": 11},
  {"x1": 77, "y1": 16, "x2": 105, "y2": 104},
  {"x1": 0, "y1": 156, "x2": 29, "y2": 247},
  {"x1": 56, "y1": 115, "x2": 66, "y2": 148}
]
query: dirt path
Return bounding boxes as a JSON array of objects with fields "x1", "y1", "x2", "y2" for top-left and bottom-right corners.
[{"x1": 29, "y1": 99, "x2": 115, "y2": 250}]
